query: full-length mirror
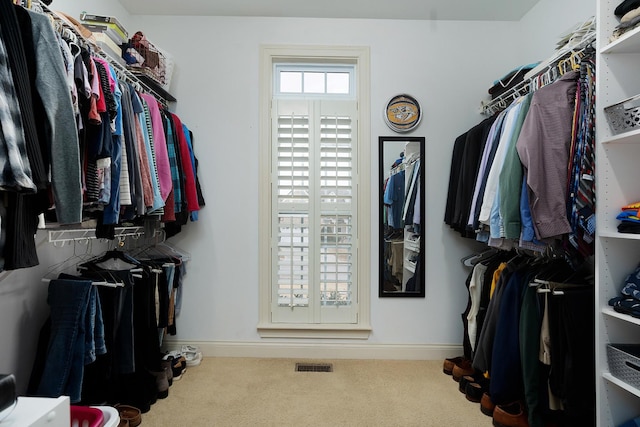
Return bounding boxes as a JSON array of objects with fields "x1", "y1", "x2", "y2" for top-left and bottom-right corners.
[{"x1": 379, "y1": 136, "x2": 425, "y2": 297}]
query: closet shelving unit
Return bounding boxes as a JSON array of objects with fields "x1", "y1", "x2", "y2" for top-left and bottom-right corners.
[
  {"x1": 480, "y1": 28, "x2": 595, "y2": 115},
  {"x1": 36, "y1": 0, "x2": 176, "y2": 105},
  {"x1": 596, "y1": 1, "x2": 640, "y2": 425}
]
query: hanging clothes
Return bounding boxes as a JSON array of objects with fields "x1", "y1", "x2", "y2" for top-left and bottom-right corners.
[
  {"x1": 445, "y1": 50, "x2": 595, "y2": 259},
  {"x1": 516, "y1": 71, "x2": 579, "y2": 240},
  {"x1": 464, "y1": 254, "x2": 594, "y2": 426},
  {"x1": 28, "y1": 276, "x2": 106, "y2": 403},
  {"x1": 454, "y1": 117, "x2": 497, "y2": 237},
  {"x1": 384, "y1": 168, "x2": 405, "y2": 229}
]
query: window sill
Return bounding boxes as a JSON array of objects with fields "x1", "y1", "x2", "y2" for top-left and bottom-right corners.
[{"x1": 257, "y1": 323, "x2": 372, "y2": 339}]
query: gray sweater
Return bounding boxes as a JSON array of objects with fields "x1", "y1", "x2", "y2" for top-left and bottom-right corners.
[{"x1": 28, "y1": 10, "x2": 82, "y2": 224}]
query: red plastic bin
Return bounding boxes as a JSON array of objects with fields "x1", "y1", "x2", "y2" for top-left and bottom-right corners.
[{"x1": 70, "y1": 405, "x2": 104, "y2": 427}]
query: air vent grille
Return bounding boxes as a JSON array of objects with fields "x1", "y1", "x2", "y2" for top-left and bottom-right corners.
[{"x1": 295, "y1": 362, "x2": 333, "y2": 372}]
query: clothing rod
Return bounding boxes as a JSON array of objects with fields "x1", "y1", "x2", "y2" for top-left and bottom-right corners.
[{"x1": 480, "y1": 31, "x2": 595, "y2": 116}]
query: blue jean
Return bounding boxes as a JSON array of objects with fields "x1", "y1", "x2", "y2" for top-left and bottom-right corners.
[
  {"x1": 37, "y1": 277, "x2": 105, "y2": 403},
  {"x1": 57, "y1": 274, "x2": 106, "y2": 365},
  {"x1": 103, "y1": 135, "x2": 122, "y2": 224}
]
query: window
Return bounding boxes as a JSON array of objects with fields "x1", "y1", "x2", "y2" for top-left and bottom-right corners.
[
  {"x1": 259, "y1": 46, "x2": 371, "y2": 338},
  {"x1": 275, "y1": 64, "x2": 354, "y2": 96}
]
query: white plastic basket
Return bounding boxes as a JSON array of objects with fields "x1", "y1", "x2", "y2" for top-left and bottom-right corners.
[{"x1": 607, "y1": 344, "x2": 640, "y2": 389}]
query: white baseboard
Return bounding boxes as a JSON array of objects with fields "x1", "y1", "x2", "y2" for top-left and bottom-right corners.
[{"x1": 162, "y1": 340, "x2": 463, "y2": 361}]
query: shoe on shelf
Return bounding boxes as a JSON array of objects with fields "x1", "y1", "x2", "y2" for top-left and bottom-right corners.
[
  {"x1": 443, "y1": 356, "x2": 464, "y2": 376},
  {"x1": 492, "y1": 401, "x2": 529, "y2": 427}
]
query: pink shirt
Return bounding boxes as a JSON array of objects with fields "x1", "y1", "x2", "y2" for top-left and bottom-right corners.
[{"x1": 140, "y1": 93, "x2": 172, "y2": 201}]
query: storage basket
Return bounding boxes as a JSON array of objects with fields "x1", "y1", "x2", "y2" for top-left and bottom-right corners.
[
  {"x1": 124, "y1": 31, "x2": 168, "y2": 86},
  {"x1": 604, "y1": 94, "x2": 640, "y2": 135},
  {"x1": 93, "y1": 405, "x2": 120, "y2": 427},
  {"x1": 607, "y1": 344, "x2": 640, "y2": 389},
  {"x1": 70, "y1": 405, "x2": 104, "y2": 427}
]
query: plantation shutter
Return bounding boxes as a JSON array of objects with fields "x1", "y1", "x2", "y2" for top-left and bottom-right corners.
[{"x1": 272, "y1": 99, "x2": 358, "y2": 324}]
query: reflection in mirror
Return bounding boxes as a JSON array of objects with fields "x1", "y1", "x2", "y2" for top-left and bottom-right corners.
[{"x1": 379, "y1": 136, "x2": 425, "y2": 297}]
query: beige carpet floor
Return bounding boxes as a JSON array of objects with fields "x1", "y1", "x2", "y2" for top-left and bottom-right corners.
[{"x1": 139, "y1": 357, "x2": 491, "y2": 427}]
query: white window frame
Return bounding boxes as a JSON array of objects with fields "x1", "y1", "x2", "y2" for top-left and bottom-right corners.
[{"x1": 258, "y1": 45, "x2": 371, "y2": 339}]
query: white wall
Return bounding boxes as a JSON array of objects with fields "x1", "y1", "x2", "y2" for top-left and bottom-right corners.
[
  {"x1": 131, "y1": 1, "x2": 594, "y2": 350},
  {"x1": 123, "y1": 15, "x2": 519, "y2": 349},
  {"x1": 0, "y1": 0, "x2": 596, "y2": 393},
  {"x1": 518, "y1": 0, "x2": 595, "y2": 62}
]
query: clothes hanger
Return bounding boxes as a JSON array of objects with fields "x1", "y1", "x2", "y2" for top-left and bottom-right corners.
[
  {"x1": 85, "y1": 267, "x2": 126, "y2": 287},
  {"x1": 42, "y1": 239, "x2": 89, "y2": 282},
  {"x1": 79, "y1": 242, "x2": 143, "y2": 275},
  {"x1": 129, "y1": 243, "x2": 174, "y2": 272},
  {"x1": 42, "y1": 239, "x2": 110, "y2": 286},
  {"x1": 548, "y1": 280, "x2": 593, "y2": 296},
  {"x1": 460, "y1": 247, "x2": 500, "y2": 267}
]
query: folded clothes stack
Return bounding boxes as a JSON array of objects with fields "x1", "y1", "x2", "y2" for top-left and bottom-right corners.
[
  {"x1": 611, "y1": 0, "x2": 640, "y2": 42},
  {"x1": 487, "y1": 63, "x2": 539, "y2": 100},
  {"x1": 609, "y1": 263, "x2": 640, "y2": 318},
  {"x1": 616, "y1": 201, "x2": 640, "y2": 234}
]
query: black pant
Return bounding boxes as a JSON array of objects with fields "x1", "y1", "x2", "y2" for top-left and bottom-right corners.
[{"x1": 548, "y1": 288, "x2": 595, "y2": 427}]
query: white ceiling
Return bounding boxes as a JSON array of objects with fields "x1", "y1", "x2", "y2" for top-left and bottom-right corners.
[{"x1": 117, "y1": 0, "x2": 541, "y2": 21}]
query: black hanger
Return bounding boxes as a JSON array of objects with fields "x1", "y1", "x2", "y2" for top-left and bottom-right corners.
[{"x1": 98, "y1": 249, "x2": 141, "y2": 265}]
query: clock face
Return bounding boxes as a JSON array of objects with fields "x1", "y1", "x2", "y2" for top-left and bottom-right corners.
[{"x1": 384, "y1": 94, "x2": 422, "y2": 133}]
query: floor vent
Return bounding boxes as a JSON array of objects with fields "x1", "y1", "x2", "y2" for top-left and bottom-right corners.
[{"x1": 295, "y1": 362, "x2": 333, "y2": 372}]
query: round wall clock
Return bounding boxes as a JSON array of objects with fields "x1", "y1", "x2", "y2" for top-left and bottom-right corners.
[{"x1": 384, "y1": 94, "x2": 422, "y2": 133}]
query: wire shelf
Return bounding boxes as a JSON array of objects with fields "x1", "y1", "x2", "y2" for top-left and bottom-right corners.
[{"x1": 47, "y1": 226, "x2": 145, "y2": 245}]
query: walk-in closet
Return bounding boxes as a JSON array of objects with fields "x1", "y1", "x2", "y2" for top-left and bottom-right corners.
[{"x1": 0, "y1": 0, "x2": 632, "y2": 425}]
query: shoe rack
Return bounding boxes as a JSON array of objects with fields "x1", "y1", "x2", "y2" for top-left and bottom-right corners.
[{"x1": 596, "y1": 0, "x2": 640, "y2": 424}]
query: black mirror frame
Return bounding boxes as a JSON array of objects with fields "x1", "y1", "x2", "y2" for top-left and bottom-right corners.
[{"x1": 378, "y1": 136, "x2": 426, "y2": 298}]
